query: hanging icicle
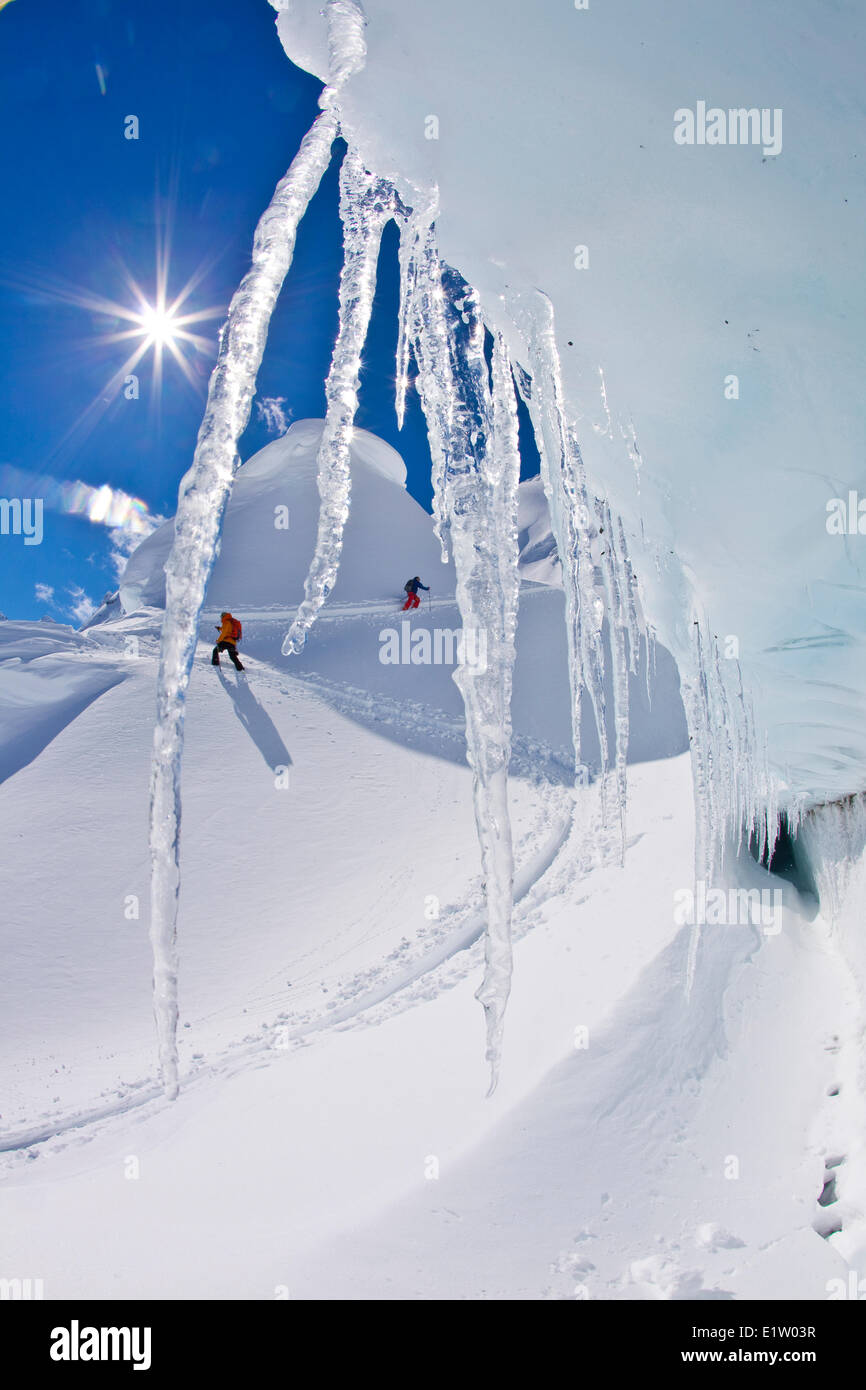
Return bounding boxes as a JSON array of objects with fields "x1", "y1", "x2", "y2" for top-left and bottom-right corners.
[
  {"x1": 282, "y1": 151, "x2": 396, "y2": 657},
  {"x1": 681, "y1": 613, "x2": 781, "y2": 990},
  {"x1": 388, "y1": 213, "x2": 526, "y2": 1082},
  {"x1": 147, "y1": 0, "x2": 366, "y2": 1099},
  {"x1": 511, "y1": 296, "x2": 611, "y2": 804},
  {"x1": 395, "y1": 203, "x2": 453, "y2": 563},
  {"x1": 458, "y1": 330, "x2": 522, "y2": 1090},
  {"x1": 408, "y1": 259, "x2": 522, "y2": 1089},
  {"x1": 595, "y1": 498, "x2": 630, "y2": 859},
  {"x1": 150, "y1": 0, "x2": 783, "y2": 1092},
  {"x1": 394, "y1": 192, "x2": 435, "y2": 432},
  {"x1": 281, "y1": 199, "x2": 524, "y2": 1085}
]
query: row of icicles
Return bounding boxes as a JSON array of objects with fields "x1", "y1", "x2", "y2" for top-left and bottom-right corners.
[{"x1": 146, "y1": 0, "x2": 769, "y2": 1100}]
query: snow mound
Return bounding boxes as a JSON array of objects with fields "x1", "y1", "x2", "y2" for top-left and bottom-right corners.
[{"x1": 119, "y1": 419, "x2": 453, "y2": 612}]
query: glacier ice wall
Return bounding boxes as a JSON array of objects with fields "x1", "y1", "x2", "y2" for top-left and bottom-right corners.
[{"x1": 272, "y1": 0, "x2": 866, "y2": 813}]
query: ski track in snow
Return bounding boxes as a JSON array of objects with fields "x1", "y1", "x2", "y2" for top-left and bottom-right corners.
[
  {"x1": 3, "y1": 612, "x2": 859, "y2": 1303},
  {"x1": 0, "y1": 609, "x2": 590, "y2": 1160}
]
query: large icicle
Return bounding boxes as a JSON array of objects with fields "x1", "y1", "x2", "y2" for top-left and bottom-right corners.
[
  {"x1": 394, "y1": 194, "x2": 425, "y2": 433},
  {"x1": 465, "y1": 330, "x2": 522, "y2": 1087},
  {"x1": 147, "y1": 0, "x2": 366, "y2": 1100},
  {"x1": 396, "y1": 205, "x2": 452, "y2": 562},
  {"x1": 282, "y1": 150, "x2": 395, "y2": 656},
  {"x1": 394, "y1": 236, "x2": 412, "y2": 430},
  {"x1": 681, "y1": 618, "x2": 728, "y2": 989},
  {"x1": 681, "y1": 614, "x2": 780, "y2": 989},
  {"x1": 615, "y1": 515, "x2": 641, "y2": 678},
  {"x1": 405, "y1": 231, "x2": 521, "y2": 1086},
  {"x1": 512, "y1": 297, "x2": 610, "y2": 801},
  {"x1": 595, "y1": 498, "x2": 631, "y2": 859}
]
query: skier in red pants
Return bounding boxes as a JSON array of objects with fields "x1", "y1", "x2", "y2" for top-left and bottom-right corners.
[{"x1": 402, "y1": 576, "x2": 429, "y2": 610}]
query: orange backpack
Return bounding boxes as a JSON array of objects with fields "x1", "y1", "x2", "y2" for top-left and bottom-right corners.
[{"x1": 229, "y1": 616, "x2": 242, "y2": 642}]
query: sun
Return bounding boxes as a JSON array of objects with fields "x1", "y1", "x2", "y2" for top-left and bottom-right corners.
[
  {"x1": 136, "y1": 299, "x2": 180, "y2": 348},
  {"x1": 2, "y1": 216, "x2": 227, "y2": 466}
]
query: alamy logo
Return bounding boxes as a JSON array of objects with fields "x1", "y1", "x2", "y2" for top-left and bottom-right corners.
[
  {"x1": 379, "y1": 621, "x2": 487, "y2": 671},
  {"x1": 826, "y1": 1271, "x2": 866, "y2": 1300},
  {"x1": 0, "y1": 497, "x2": 43, "y2": 545},
  {"x1": 674, "y1": 102, "x2": 782, "y2": 157},
  {"x1": 826, "y1": 491, "x2": 866, "y2": 535},
  {"x1": 0, "y1": 1276, "x2": 43, "y2": 1299},
  {"x1": 673, "y1": 882, "x2": 782, "y2": 934},
  {"x1": 50, "y1": 1320, "x2": 152, "y2": 1371}
]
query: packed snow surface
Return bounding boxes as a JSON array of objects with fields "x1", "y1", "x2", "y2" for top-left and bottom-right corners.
[
  {"x1": 0, "y1": 597, "x2": 859, "y2": 1296},
  {"x1": 1, "y1": 418, "x2": 863, "y2": 1296}
]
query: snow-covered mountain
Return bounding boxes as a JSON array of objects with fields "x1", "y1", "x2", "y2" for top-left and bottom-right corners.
[{"x1": 120, "y1": 419, "x2": 457, "y2": 611}]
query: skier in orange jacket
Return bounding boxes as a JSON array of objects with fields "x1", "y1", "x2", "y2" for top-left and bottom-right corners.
[{"x1": 212, "y1": 612, "x2": 245, "y2": 670}]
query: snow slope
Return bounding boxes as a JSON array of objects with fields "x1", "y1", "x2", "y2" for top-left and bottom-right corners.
[
  {"x1": 116, "y1": 415, "x2": 686, "y2": 770},
  {"x1": 272, "y1": 0, "x2": 866, "y2": 812},
  {"x1": 0, "y1": 418, "x2": 861, "y2": 1298},
  {"x1": 0, "y1": 606, "x2": 855, "y2": 1297}
]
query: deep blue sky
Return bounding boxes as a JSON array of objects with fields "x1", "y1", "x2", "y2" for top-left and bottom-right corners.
[{"x1": 0, "y1": 0, "x2": 535, "y2": 622}]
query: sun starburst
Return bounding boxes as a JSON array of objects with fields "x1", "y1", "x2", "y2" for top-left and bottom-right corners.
[
  {"x1": 2, "y1": 206, "x2": 227, "y2": 468},
  {"x1": 136, "y1": 300, "x2": 178, "y2": 347}
]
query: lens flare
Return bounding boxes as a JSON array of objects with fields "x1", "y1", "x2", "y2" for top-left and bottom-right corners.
[{"x1": 0, "y1": 464, "x2": 160, "y2": 540}]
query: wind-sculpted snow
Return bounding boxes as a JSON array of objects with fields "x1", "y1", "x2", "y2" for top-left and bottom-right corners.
[{"x1": 148, "y1": 0, "x2": 366, "y2": 1098}]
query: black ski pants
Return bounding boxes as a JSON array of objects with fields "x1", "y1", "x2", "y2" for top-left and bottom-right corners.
[{"x1": 212, "y1": 641, "x2": 244, "y2": 670}]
